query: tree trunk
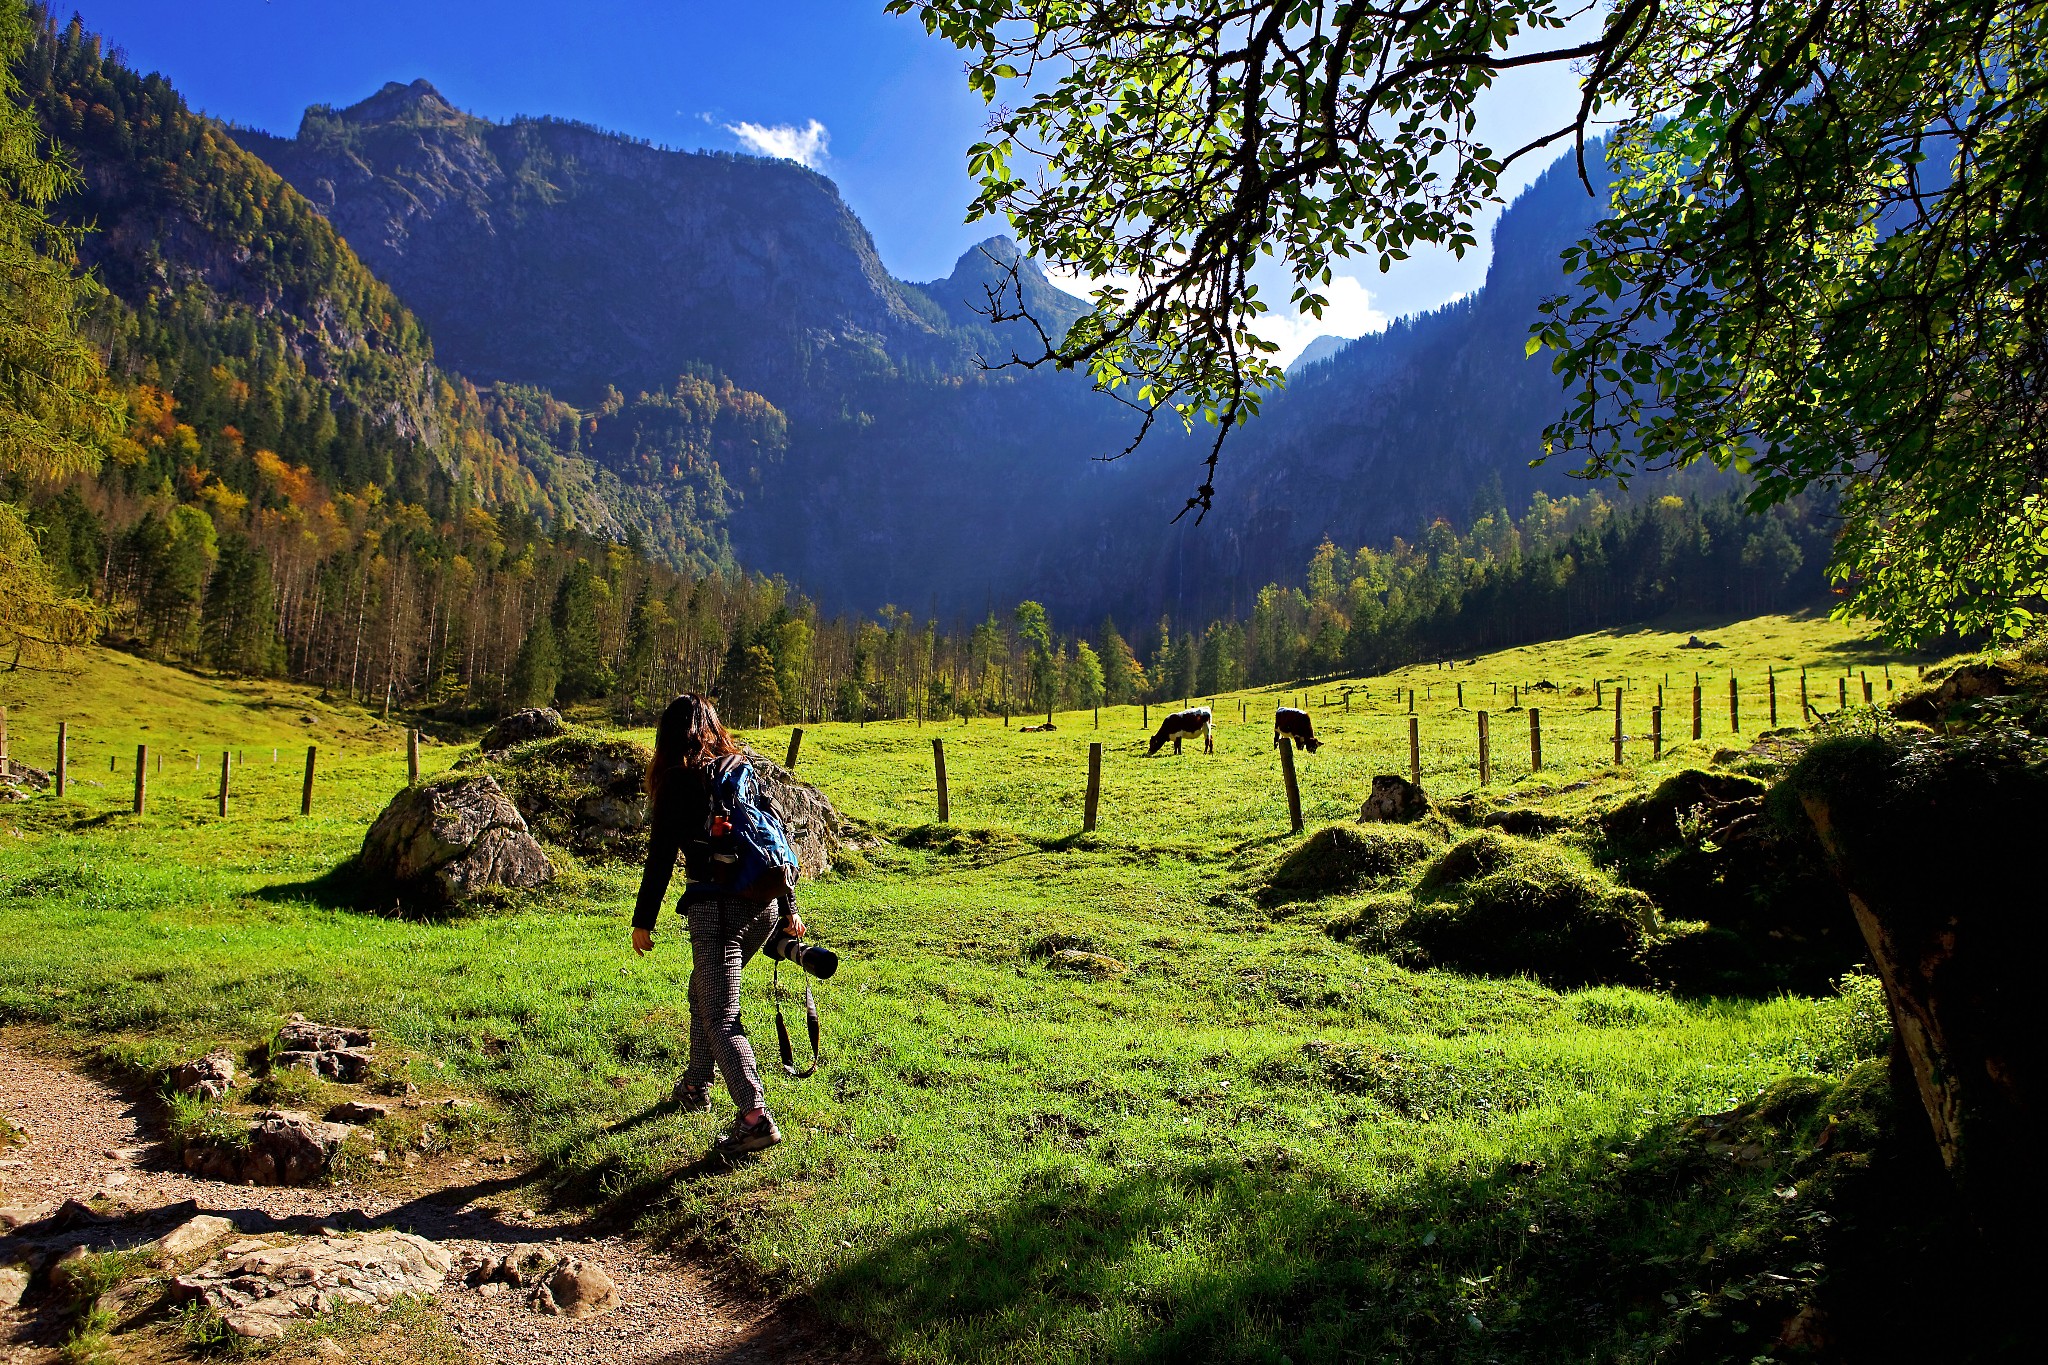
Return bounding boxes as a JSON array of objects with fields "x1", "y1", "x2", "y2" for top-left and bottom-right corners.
[{"x1": 1793, "y1": 736, "x2": 2045, "y2": 1241}]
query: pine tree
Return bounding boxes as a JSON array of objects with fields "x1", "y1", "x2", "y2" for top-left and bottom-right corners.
[
  {"x1": 201, "y1": 531, "x2": 276, "y2": 674},
  {"x1": 508, "y1": 617, "x2": 561, "y2": 709},
  {"x1": 551, "y1": 560, "x2": 615, "y2": 701}
]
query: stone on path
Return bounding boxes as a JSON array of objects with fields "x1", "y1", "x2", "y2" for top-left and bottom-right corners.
[
  {"x1": 543, "y1": 1258, "x2": 620, "y2": 1318},
  {"x1": 167, "y1": 1230, "x2": 453, "y2": 1337},
  {"x1": 154, "y1": 1213, "x2": 239, "y2": 1262}
]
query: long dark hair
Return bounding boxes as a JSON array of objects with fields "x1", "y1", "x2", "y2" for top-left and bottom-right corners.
[{"x1": 647, "y1": 694, "x2": 743, "y2": 804}]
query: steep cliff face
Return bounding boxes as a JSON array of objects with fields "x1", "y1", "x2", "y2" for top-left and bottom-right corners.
[
  {"x1": 238, "y1": 81, "x2": 939, "y2": 405},
  {"x1": 1017, "y1": 153, "x2": 1629, "y2": 624}
]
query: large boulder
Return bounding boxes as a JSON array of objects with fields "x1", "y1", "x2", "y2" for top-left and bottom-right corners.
[
  {"x1": 480, "y1": 707, "x2": 566, "y2": 752},
  {"x1": 359, "y1": 775, "x2": 553, "y2": 905},
  {"x1": 1889, "y1": 659, "x2": 2043, "y2": 730},
  {"x1": 1788, "y1": 730, "x2": 2048, "y2": 1241}
]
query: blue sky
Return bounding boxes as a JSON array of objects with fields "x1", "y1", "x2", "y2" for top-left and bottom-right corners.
[{"x1": 71, "y1": 0, "x2": 1589, "y2": 361}]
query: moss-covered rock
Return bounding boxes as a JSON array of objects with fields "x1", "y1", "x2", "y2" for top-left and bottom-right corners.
[{"x1": 1263, "y1": 824, "x2": 1439, "y2": 903}]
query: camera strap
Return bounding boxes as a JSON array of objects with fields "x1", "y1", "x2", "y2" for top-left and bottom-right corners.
[{"x1": 771, "y1": 958, "x2": 822, "y2": 1078}]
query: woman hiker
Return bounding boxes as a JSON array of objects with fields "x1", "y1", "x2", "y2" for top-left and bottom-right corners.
[{"x1": 631, "y1": 693, "x2": 799, "y2": 1156}]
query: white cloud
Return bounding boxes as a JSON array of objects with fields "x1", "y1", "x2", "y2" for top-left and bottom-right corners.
[
  {"x1": 725, "y1": 118, "x2": 829, "y2": 168},
  {"x1": 1248, "y1": 275, "x2": 1388, "y2": 368},
  {"x1": 1043, "y1": 265, "x2": 1387, "y2": 370}
]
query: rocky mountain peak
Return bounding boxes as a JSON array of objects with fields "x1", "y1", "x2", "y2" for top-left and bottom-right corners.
[{"x1": 328, "y1": 78, "x2": 465, "y2": 129}]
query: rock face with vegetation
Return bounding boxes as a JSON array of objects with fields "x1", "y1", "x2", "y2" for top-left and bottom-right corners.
[
  {"x1": 1788, "y1": 727, "x2": 2048, "y2": 1238},
  {"x1": 473, "y1": 732, "x2": 846, "y2": 874},
  {"x1": 478, "y1": 733, "x2": 653, "y2": 861},
  {"x1": 1596, "y1": 768, "x2": 1858, "y2": 992},
  {"x1": 358, "y1": 775, "x2": 553, "y2": 905}
]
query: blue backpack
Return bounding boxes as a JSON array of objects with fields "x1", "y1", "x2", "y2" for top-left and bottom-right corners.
[{"x1": 695, "y1": 756, "x2": 800, "y2": 902}]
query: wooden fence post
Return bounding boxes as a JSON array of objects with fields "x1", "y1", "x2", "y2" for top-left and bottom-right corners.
[
  {"x1": 133, "y1": 744, "x2": 147, "y2": 815},
  {"x1": 1477, "y1": 711, "x2": 1490, "y2": 785},
  {"x1": 217, "y1": 750, "x2": 230, "y2": 817},
  {"x1": 932, "y1": 737, "x2": 950, "y2": 823},
  {"x1": 1407, "y1": 688, "x2": 1415, "y2": 715},
  {"x1": 1768, "y1": 670, "x2": 1778, "y2": 727},
  {"x1": 1730, "y1": 676, "x2": 1740, "y2": 732},
  {"x1": 1094, "y1": 706, "x2": 1099, "y2": 730},
  {"x1": 407, "y1": 728, "x2": 420, "y2": 786},
  {"x1": 1692, "y1": 685, "x2": 1703, "y2": 740},
  {"x1": 301, "y1": 746, "x2": 317, "y2": 816},
  {"x1": 1457, "y1": 681, "x2": 1464, "y2": 709},
  {"x1": 1084, "y1": 742, "x2": 1102, "y2": 833},
  {"x1": 1653, "y1": 706, "x2": 1663, "y2": 759},
  {"x1": 1408, "y1": 716, "x2": 1421, "y2": 785},
  {"x1": 1839, "y1": 677, "x2": 1848, "y2": 708},
  {"x1": 1278, "y1": 736, "x2": 1304, "y2": 833},
  {"x1": 0, "y1": 704, "x2": 8, "y2": 776},
  {"x1": 1863, "y1": 676, "x2": 1874, "y2": 705},
  {"x1": 1613, "y1": 687, "x2": 1624, "y2": 764},
  {"x1": 1801, "y1": 669, "x2": 1810, "y2": 719},
  {"x1": 1143, "y1": 703, "x2": 1149, "y2": 729},
  {"x1": 55, "y1": 721, "x2": 66, "y2": 798},
  {"x1": 1529, "y1": 707, "x2": 1542, "y2": 772},
  {"x1": 785, "y1": 728, "x2": 804, "y2": 769}
]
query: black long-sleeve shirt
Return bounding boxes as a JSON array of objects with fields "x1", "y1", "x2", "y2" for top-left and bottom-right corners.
[{"x1": 631, "y1": 767, "x2": 716, "y2": 930}]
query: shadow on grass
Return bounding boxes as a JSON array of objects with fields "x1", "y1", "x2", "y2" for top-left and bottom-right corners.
[
  {"x1": 813, "y1": 1064, "x2": 2014, "y2": 1364},
  {"x1": 249, "y1": 858, "x2": 473, "y2": 923}
]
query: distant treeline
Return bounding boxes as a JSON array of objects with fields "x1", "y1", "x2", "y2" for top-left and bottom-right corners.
[{"x1": 20, "y1": 428, "x2": 1832, "y2": 725}]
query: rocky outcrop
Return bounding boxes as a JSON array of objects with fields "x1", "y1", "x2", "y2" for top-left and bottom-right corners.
[
  {"x1": 480, "y1": 707, "x2": 566, "y2": 752},
  {"x1": 358, "y1": 775, "x2": 554, "y2": 905},
  {"x1": 167, "y1": 1050, "x2": 236, "y2": 1100},
  {"x1": 182, "y1": 1109, "x2": 355, "y2": 1186},
  {"x1": 167, "y1": 1231, "x2": 453, "y2": 1338},
  {"x1": 274, "y1": 1015, "x2": 375, "y2": 1082}
]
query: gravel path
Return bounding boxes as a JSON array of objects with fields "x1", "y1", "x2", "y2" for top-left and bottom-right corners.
[{"x1": 0, "y1": 1045, "x2": 864, "y2": 1365}]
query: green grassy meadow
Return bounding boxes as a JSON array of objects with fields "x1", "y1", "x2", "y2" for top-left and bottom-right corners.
[{"x1": 0, "y1": 611, "x2": 1955, "y2": 1363}]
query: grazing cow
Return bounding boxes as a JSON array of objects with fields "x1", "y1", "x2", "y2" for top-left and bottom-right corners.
[
  {"x1": 1020, "y1": 721, "x2": 1057, "y2": 733},
  {"x1": 1147, "y1": 706, "x2": 1214, "y2": 755},
  {"x1": 1273, "y1": 707, "x2": 1322, "y2": 754}
]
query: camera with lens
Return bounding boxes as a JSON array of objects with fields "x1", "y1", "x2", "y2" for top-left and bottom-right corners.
[{"x1": 764, "y1": 924, "x2": 838, "y2": 979}]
